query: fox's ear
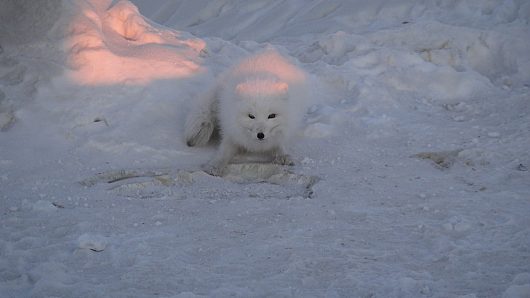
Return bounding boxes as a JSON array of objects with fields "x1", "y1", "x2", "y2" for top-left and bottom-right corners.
[
  {"x1": 235, "y1": 81, "x2": 288, "y2": 97},
  {"x1": 235, "y1": 83, "x2": 248, "y2": 95},
  {"x1": 273, "y1": 82, "x2": 289, "y2": 93}
]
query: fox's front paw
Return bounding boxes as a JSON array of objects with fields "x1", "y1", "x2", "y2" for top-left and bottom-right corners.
[
  {"x1": 201, "y1": 163, "x2": 225, "y2": 176},
  {"x1": 273, "y1": 154, "x2": 295, "y2": 166}
]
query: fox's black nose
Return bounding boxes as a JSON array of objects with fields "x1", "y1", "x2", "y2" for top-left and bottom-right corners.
[{"x1": 257, "y1": 132, "x2": 265, "y2": 140}]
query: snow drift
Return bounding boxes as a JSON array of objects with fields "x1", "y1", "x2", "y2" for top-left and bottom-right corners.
[
  {"x1": 64, "y1": 0, "x2": 206, "y2": 85},
  {"x1": 134, "y1": 0, "x2": 530, "y2": 90},
  {"x1": 1, "y1": 0, "x2": 206, "y2": 86},
  {"x1": 1, "y1": 0, "x2": 530, "y2": 297}
]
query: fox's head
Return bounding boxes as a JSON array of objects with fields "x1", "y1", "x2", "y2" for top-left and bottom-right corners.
[{"x1": 222, "y1": 79, "x2": 290, "y2": 152}]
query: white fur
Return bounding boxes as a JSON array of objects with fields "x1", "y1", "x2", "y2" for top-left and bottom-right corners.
[{"x1": 184, "y1": 50, "x2": 307, "y2": 175}]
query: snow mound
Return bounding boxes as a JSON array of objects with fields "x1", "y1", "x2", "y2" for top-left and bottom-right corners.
[{"x1": 65, "y1": 0, "x2": 206, "y2": 85}]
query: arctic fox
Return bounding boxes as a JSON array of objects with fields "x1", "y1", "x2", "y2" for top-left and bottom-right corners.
[{"x1": 185, "y1": 50, "x2": 307, "y2": 176}]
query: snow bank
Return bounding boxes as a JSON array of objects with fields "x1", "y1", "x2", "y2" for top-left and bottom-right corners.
[
  {"x1": 132, "y1": 0, "x2": 530, "y2": 41},
  {"x1": 133, "y1": 0, "x2": 530, "y2": 91},
  {"x1": 0, "y1": 0, "x2": 205, "y2": 85},
  {"x1": 0, "y1": 0, "x2": 215, "y2": 174},
  {"x1": 64, "y1": 0, "x2": 206, "y2": 85}
]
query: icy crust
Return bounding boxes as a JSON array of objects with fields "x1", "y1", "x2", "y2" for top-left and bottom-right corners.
[
  {"x1": 79, "y1": 164, "x2": 318, "y2": 199},
  {"x1": 64, "y1": 0, "x2": 206, "y2": 85}
]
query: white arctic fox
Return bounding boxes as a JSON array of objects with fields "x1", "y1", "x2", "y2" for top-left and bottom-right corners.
[{"x1": 185, "y1": 50, "x2": 307, "y2": 175}]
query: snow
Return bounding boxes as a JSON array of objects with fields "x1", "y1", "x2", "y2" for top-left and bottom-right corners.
[
  {"x1": 1, "y1": 0, "x2": 529, "y2": 297},
  {"x1": 77, "y1": 233, "x2": 108, "y2": 252}
]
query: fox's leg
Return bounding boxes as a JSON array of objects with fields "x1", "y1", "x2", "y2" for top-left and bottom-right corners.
[
  {"x1": 202, "y1": 139, "x2": 238, "y2": 176},
  {"x1": 272, "y1": 146, "x2": 295, "y2": 166},
  {"x1": 184, "y1": 87, "x2": 218, "y2": 147}
]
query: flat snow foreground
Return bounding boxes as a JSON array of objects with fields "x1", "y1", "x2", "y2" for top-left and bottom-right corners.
[{"x1": 1, "y1": 0, "x2": 529, "y2": 297}]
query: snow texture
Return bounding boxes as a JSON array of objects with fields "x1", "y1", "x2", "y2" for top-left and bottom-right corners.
[{"x1": 1, "y1": 0, "x2": 529, "y2": 297}]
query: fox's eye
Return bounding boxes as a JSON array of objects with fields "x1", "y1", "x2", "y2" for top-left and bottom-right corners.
[
  {"x1": 268, "y1": 113, "x2": 277, "y2": 119},
  {"x1": 248, "y1": 114, "x2": 255, "y2": 119}
]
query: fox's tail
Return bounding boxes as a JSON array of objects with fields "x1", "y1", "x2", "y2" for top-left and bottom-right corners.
[{"x1": 184, "y1": 87, "x2": 217, "y2": 147}]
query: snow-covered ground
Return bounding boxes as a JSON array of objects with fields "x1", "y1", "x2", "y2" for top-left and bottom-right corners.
[{"x1": 1, "y1": 0, "x2": 530, "y2": 297}]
